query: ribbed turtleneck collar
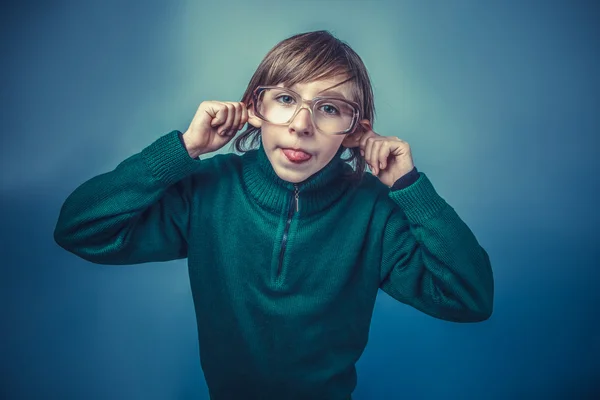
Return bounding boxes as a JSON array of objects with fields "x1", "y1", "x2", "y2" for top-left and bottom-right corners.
[{"x1": 241, "y1": 142, "x2": 351, "y2": 216}]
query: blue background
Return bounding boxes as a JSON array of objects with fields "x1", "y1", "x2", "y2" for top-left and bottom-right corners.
[{"x1": 2, "y1": 0, "x2": 598, "y2": 398}]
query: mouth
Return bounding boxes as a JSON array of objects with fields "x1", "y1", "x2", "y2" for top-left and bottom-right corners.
[{"x1": 281, "y1": 148, "x2": 313, "y2": 163}]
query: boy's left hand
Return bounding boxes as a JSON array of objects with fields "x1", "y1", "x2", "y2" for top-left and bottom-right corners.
[{"x1": 352, "y1": 120, "x2": 415, "y2": 187}]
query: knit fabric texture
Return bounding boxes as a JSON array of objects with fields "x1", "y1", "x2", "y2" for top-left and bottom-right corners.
[{"x1": 54, "y1": 130, "x2": 494, "y2": 400}]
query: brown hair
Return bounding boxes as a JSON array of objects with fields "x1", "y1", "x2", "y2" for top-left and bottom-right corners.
[{"x1": 231, "y1": 30, "x2": 375, "y2": 183}]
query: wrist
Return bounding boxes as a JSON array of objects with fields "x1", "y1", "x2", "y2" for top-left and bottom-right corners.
[{"x1": 181, "y1": 131, "x2": 204, "y2": 159}]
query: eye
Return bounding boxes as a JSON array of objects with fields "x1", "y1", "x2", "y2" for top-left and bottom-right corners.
[
  {"x1": 275, "y1": 94, "x2": 295, "y2": 105},
  {"x1": 319, "y1": 104, "x2": 339, "y2": 115}
]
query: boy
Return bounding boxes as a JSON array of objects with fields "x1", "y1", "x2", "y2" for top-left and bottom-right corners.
[{"x1": 54, "y1": 31, "x2": 494, "y2": 399}]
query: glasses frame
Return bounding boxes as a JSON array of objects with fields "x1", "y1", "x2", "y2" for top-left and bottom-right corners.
[{"x1": 251, "y1": 86, "x2": 361, "y2": 135}]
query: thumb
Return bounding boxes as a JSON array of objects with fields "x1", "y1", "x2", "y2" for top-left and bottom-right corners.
[{"x1": 209, "y1": 104, "x2": 228, "y2": 127}]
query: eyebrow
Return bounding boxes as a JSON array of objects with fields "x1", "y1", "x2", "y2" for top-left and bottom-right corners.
[
  {"x1": 283, "y1": 83, "x2": 350, "y2": 100},
  {"x1": 316, "y1": 89, "x2": 349, "y2": 100}
]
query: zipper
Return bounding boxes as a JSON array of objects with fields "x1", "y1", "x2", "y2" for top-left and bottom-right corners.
[{"x1": 276, "y1": 184, "x2": 299, "y2": 281}]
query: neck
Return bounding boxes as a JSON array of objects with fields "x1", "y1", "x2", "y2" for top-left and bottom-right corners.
[{"x1": 241, "y1": 142, "x2": 351, "y2": 216}]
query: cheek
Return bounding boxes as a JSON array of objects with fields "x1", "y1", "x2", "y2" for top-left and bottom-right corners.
[
  {"x1": 260, "y1": 126, "x2": 280, "y2": 148},
  {"x1": 323, "y1": 137, "x2": 345, "y2": 157},
  {"x1": 314, "y1": 138, "x2": 344, "y2": 166}
]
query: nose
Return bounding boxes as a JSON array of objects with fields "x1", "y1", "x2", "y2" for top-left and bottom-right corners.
[{"x1": 288, "y1": 106, "x2": 314, "y2": 136}]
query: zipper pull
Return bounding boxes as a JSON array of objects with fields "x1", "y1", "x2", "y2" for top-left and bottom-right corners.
[{"x1": 294, "y1": 185, "x2": 299, "y2": 213}]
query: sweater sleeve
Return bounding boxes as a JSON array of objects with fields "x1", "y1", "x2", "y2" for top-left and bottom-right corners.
[
  {"x1": 54, "y1": 130, "x2": 204, "y2": 265},
  {"x1": 390, "y1": 166, "x2": 419, "y2": 190},
  {"x1": 378, "y1": 172, "x2": 494, "y2": 322}
]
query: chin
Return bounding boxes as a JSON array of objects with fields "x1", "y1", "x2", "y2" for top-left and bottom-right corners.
[
  {"x1": 267, "y1": 148, "x2": 313, "y2": 183},
  {"x1": 274, "y1": 167, "x2": 310, "y2": 184}
]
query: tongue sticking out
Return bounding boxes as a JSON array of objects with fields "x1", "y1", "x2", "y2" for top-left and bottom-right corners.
[{"x1": 283, "y1": 149, "x2": 312, "y2": 162}]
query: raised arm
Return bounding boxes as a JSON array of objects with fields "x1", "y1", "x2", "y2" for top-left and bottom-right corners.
[
  {"x1": 378, "y1": 173, "x2": 494, "y2": 323},
  {"x1": 54, "y1": 130, "x2": 204, "y2": 265}
]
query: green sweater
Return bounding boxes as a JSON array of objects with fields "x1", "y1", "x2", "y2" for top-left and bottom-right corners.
[{"x1": 54, "y1": 130, "x2": 494, "y2": 400}]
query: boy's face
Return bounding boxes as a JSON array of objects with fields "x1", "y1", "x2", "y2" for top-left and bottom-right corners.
[{"x1": 248, "y1": 75, "x2": 360, "y2": 184}]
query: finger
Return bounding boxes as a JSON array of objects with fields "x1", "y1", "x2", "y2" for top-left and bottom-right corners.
[
  {"x1": 210, "y1": 103, "x2": 228, "y2": 130},
  {"x1": 230, "y1": 102, "x2": 242, "y2": 135},
  {"x1": 362, "y1": 136, "x2": 370, "y2": 169},
  {"x1": 377, "y1": 141, "x2": 389, "y2": 172},
  {"x1": 359, "y1": 130, "x2": 372, "y2": 154},
  {"x1": 239, "y1": 102, "x2": 248, "y2": 131},
  {"x1": 350, "y1": 120, "x2": 369, "y2": 150},
  {"x1": 365, "y1": 136, "x2": 377, "y2": 173},
  {"x1": 370, "y1": 140, "x2": 384, "y2": 175},
  {"x1": 220, "y1": 103, "x2": 236, "y2": 135},
  {"x1": 360, "y1": 129, "x2": 378, "y2": 158}
]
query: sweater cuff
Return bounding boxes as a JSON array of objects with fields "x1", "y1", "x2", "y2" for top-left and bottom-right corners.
[
  {"x1": 388, "y1": 172, "x2": 448, "y2": 224},
  {"x1": 140, "y1": 130, "x2": 203, "y2": 186},
  {"x1": 390, "y1": 166, "x2": 419, "y2": 191},
  {"x1": 176, "y1": 131, "x2": 202, "y2": 160}
]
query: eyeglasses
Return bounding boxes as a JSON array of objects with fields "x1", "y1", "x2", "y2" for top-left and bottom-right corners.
[{"x1": 252, "y1": 86, "x2": 360, "y2": 135}]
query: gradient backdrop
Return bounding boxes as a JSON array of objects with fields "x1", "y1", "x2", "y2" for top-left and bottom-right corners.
[{"x1": 2, "y1": 0, "x2": 599, "y2": 399}]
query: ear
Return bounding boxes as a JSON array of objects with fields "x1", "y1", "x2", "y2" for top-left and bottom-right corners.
[
  {"x1": 247, "y1": 103, "x2": 262, "y2": 128},
  {"x1": 341, "y1": 119, "x2": 370, "y2": 149}
]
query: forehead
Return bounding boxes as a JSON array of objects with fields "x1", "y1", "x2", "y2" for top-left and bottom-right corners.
[{"x1": 278, "y1": 75, "x2": 354, "y2": 98}]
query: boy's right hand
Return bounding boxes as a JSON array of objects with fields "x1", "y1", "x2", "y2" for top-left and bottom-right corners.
[{"x1": 182, "y1": 101, "x2": 249, "y2": 158}]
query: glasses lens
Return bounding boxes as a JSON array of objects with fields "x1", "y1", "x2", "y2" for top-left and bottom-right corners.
[
  {"x1": 256, "y1": 88, "x2": 356, "y2": 134},
  {"x1": 257, "y1": 88, "x2": 299, "y2": 124},
  {"x1": 313, "y1": 99, "x2": 356, "y2": 134}
]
